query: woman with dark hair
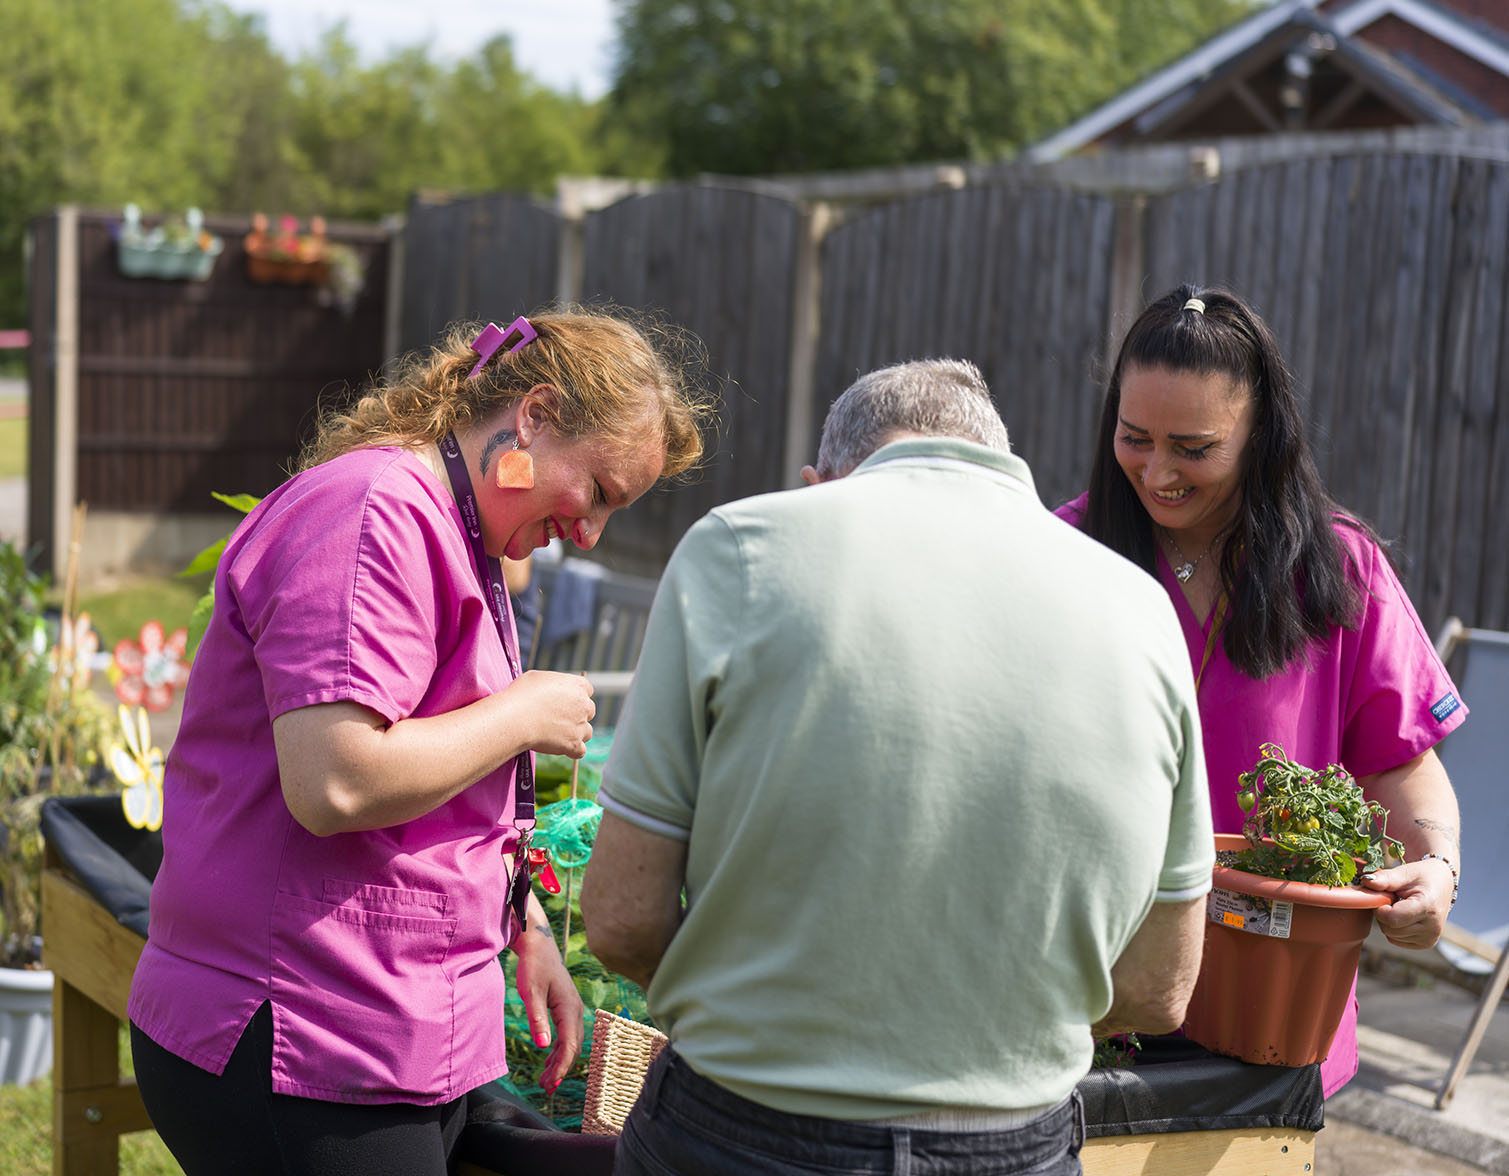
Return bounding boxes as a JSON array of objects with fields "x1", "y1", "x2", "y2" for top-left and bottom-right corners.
[
  {"x1": 1057, "y1": 283, "x2": 1465, "y2": 1097},
  {"x1": 127, "y1": 305, "x2": 715, "y2": 1174}
]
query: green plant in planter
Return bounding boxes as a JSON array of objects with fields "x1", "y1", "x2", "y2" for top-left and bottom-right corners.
[
  {"x1": 0, "y1": 540, "x2": 114, "y2": 968},
  {"x1": 1232, "y1": 742, "x2": 1403, "y2": 887}
]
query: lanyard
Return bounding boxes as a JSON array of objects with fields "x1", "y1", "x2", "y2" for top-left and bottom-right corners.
[
  {"x1": 437, "y1": 432, "x2": 536, "y2": 932},
  {"x1": 1196, "y1": 592, "x2": 1228, "y2": 694}
]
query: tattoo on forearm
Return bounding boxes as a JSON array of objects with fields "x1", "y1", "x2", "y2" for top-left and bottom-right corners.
[
  {"x1": 532, "y1": 922, "x2": 553, "y2": 938},
  {"x1": 479, "y1": 429, "x2": 518, "y2": 478},
  {"x1": 1414, "y1": 818, "x2": 1460, "y2": 853}
]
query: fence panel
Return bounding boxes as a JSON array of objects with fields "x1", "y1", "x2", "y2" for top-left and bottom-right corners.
[
  {"x1": 1138, "y1": 153, "x2": 1509, "y2": 635},
  {"x1": 397, "y1": 193, "x2": 561, "y2": 355},
  {"x1": 814, "y1": 184, "x2": 1117, "y2": 511},
  {"x1": 579, "y1": 186, "x2": 803, "y2": 574},
  {"x1": 27, "y1": 209, "x2": 391, "y2": 572}
]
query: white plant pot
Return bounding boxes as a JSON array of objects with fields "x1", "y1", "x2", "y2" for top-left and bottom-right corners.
[{"x1": 0, "y1": 965, "x2": 54, "y2": 1085}]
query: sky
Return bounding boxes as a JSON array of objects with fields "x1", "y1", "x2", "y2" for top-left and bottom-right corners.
[{"x1": 218, "y1": 0, "x2": 619, "y2": 100}]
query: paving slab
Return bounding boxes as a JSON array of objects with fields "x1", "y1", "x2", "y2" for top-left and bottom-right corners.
[{"x1": 1324, "y1": 947, "x2": 1509, "y2": 1174}]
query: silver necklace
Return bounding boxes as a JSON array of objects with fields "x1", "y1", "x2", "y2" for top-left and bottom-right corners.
[{"x1": 1162, "y1": 528, "x2": 1219, "y2": 583}]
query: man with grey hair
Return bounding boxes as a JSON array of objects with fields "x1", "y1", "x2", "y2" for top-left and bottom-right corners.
[
  {"x1": 805, "y1": 358, "x2": 1009, "y2": 481},
  {"x1": 582, "y1": 359, "x2": 1212, "y2": 1176}
]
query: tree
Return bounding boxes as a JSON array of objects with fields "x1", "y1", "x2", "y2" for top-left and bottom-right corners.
[
  {"x1": 607, "y1": 0, "x2": 1255, "y2": 177},
  {"x1": 0, "y1": 1, "x2": 628, "y2": 329},
  {"x1": 0, "y1": 0, "x2": 286, "y2": 326}
]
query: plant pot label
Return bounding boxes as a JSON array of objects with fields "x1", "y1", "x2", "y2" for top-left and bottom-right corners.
[{"x1": 1208, "y1": 887, "x2": 1293, "y2": 938}]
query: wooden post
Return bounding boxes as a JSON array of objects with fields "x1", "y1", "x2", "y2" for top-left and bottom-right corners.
[
  {"x1": 43, "y1": 856, "x2": 152, "y2": 1176},
  {"x1": 781, "y1": 202, "x2": 834, "y2": 488},
  {"x1": 50, "y1": 206, "x2": 79, "y2": 581},
  {"x1": 1105, "y1": 196, "x2": 1147, "y2": 374},
  {"x1": 555, "y1": 182, "x2": 587, "y2": 305},
  {"x1": 380, "y1": 213, "x2": 406, "y2": 378}
]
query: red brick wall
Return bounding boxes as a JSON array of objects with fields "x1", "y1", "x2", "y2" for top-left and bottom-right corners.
[{"x1": 1355, "y1": 13, "x2": 1509, "y2": 117}]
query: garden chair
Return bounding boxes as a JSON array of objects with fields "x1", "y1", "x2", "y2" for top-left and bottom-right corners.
[
  {"x1": 1429, "y1": 618, "x2": 1509, "y2": 1109},
  {"x1": 524, "y1": 559, "x2": 659, "y2": 726}
]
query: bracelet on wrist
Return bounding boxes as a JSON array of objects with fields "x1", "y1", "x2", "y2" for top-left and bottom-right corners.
[{"x1": 1420, "y1": 852, "x2": 1459, "y2": 908}]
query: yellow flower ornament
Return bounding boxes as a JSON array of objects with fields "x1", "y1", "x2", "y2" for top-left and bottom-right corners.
[{"x1": 112, "y1": 705, "x2": 165, "y2": 831}]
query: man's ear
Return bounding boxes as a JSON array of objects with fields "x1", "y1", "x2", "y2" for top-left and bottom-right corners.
[
  {"x1": 800, "y1": 464, "x2": 823, "y2": 486},
  {"x1": 515, "y1": 384, "x2": 558, "y2": 445}
]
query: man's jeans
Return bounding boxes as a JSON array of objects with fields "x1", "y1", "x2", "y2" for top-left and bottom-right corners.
[{"x1": 615, "y1": 1048, "x2": 1085, "y2": 1175}]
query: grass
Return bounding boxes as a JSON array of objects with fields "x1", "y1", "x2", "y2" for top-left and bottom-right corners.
[
  {"x1": 0, "y1": 417, "x2": 24, "y2": 479},
  {"x1": 0, "y1": 1026, "x2": 182, "y2": 1174},
  {"x1": 73, "y1": 574, "x2": 210, "y2": 652}
]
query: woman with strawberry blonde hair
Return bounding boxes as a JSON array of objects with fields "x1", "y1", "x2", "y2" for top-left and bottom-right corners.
[{"x1": 129, "y1": 305, "x2": 714, "y2": 1175}]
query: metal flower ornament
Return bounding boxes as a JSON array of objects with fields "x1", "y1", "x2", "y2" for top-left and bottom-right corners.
[
  {"x1": 112, "y1": 704, "x2": 165, "y2": 831},
  {"x1": 110, "y1": 620, "x2": 190, "y2": 711}
]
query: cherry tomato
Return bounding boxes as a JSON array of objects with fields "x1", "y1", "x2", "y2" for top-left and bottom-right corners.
[
  {"x1": 1237, "y1": 790, "x2": 1256, "y2": 814},
  {"x1": 1303, "y1": 817, "x2": 1321, "y2": 832},
  {"x1": 1278, "y1": 807, "x2": 1292, "y2": 822}
]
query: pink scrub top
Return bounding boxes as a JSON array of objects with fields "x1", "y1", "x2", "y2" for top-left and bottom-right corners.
[
  {"x1": 128, "y1": 448, "x2": 526, "y2": 1106},
  {"x1": 1055, "y1": 493, "x2": 1467, "y2": 1096}
]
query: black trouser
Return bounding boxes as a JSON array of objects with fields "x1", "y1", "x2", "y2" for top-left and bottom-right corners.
[{"x1": 130, "y1": 1003, "x2": 466, "y2": 1176}]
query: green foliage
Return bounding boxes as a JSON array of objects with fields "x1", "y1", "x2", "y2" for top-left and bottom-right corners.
[
  {"x1": 0, "y1": 539, "x2": 114, "y2": 966},
  {"x1": 179, "y1": 491, "x2": 260, "y2": 656},
  {"x1": 1232, "y1": 743, "x2": 1404, "y2": 887},
  {"x1": 0, "y1": 1, "x2": 616, "y2": 328},
  {"x1": 1092, "y1": 1032, "x2": 1141, "y2": 1068},
  {"x1": 609, "y1": 0, "x2": 1256, "y2": 176}
]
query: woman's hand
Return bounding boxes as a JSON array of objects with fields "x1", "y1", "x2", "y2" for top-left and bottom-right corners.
[
  {"x1": 509, "y1": 670, "x2": 596, "y2": 758},
  {"x1": 1364, "y1": 857, "x2": 1455, "y2": 949},
  {"x1": 1359, "y1": 748, "x2": 1460, "y2": 951},
  {"x1": 511, "y1": 893, "x2": 585, "y2": 1093}
]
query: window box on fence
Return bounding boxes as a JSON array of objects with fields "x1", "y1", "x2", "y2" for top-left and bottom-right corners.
[
  {"x1": 114, "y1": 205, "x2": 223, "y2": 282},
  {"x1": 243, "y1": 213, "x2": 331, "y2": 286},
  {"x1": 244, "y1": 213, "x2": 367, "y2": 315}
]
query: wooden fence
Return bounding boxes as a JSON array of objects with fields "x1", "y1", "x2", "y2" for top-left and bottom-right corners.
[
  {"x1": 27, "y1": 133, "x2": 1508, "y2": 637},
  {"x1": 27, "y1": 207, "x2": 392, "y2": 578},
  {"x1": 401, "y1": 141, "x2": 1508, "y2": 635}
]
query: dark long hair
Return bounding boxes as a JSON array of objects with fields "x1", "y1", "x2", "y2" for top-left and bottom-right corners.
[{"x1": 1084, "y1": 284, "x2": 1370, "y2": 679}]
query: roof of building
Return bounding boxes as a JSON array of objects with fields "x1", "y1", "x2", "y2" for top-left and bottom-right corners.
[{"x1": 1027, "y1": 0, "x2": 1509, "y2": 160}]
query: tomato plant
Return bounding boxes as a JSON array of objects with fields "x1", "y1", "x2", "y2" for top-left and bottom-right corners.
[{"x1": 1231, "y1": 743, "x2": 1404, "y2": 887}]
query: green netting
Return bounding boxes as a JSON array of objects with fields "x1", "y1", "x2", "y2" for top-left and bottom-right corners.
[
  {"x1": 501, "y1": 732, "x2": 659, "y2": 1128},
  {"x1": 532, "y1": 798, "x2": 602, "y2": 868}
]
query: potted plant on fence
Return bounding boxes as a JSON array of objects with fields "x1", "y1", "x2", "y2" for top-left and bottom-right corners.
[
  {"x1": 114, "y1": 204, "x2": 224, "y2": 282},
  {"x1": 1182, "y1": 743, "x2": 1402, "y2": 1067},
  {"x1": 243, "y1": 213, "x2": 367, "y2": 314},
  {"x1": 0, "y1": 534, "x2": 115, "y2": 1085}
]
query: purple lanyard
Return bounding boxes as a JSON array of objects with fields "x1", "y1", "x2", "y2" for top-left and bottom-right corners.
[{"x1": 437, "y1": 432, "x2": 536, "y2": 932}]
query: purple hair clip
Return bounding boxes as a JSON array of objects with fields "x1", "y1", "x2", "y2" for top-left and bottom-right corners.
[{"x1": 467, "y1": 315, "x2": 539, "y2": 379}]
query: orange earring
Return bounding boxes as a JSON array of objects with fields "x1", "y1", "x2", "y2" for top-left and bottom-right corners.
[{"x1": 496, "y1": 448, "x2": 535, "y2": 489}]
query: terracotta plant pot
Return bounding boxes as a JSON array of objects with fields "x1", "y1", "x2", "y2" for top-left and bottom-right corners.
[
  {"x1": 1182, "y1": 834, "x2": 1390, "y2": 1067},
  {"x1": 245, "y1": 254, "x2": 330, "y2": 287}
]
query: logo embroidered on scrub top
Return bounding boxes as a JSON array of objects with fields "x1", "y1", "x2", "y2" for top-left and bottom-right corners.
[{"x1": 1430, "y1": 692, "x2": 1461, "y2": 722}]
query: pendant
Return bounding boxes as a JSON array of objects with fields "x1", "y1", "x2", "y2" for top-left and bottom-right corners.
[{"x1": 1175, "y1": 563, "x2": 1195, "y2": 583}]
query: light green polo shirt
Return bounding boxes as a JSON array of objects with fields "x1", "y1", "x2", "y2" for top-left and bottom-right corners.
[{"x1": 600, "y1": 437, "x2": 1212, "y2": 1120}]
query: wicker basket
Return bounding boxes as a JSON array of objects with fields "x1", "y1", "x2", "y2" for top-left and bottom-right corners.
[{"x1": 580, "y1": 1009, "x2": 668, "y2": 1135}]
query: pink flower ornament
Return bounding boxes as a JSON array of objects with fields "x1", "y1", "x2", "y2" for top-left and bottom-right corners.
[{"x1": 111, "y1": 620, "x2": 190, "y2": 712}]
